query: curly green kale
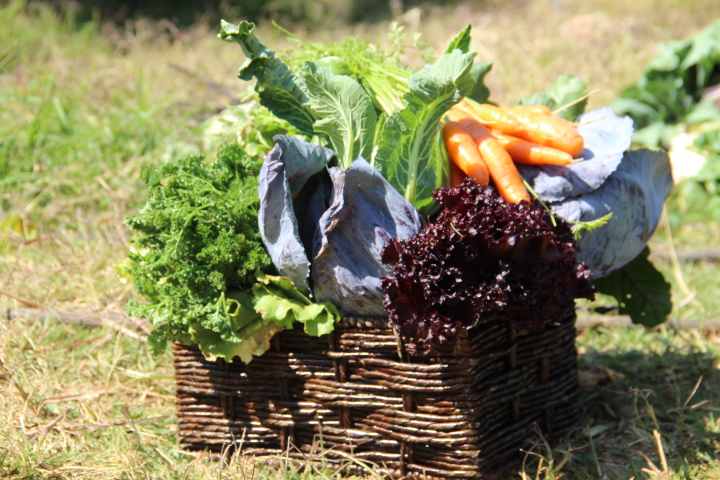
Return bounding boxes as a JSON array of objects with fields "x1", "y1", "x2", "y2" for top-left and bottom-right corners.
[{"x1": 125, "y1": 145, "x2": 273, "y2": 355}]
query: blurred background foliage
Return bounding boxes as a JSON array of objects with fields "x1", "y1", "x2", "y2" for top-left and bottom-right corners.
[{"x1": 37, "y1": 0, "x2": 486, "y2": 27}]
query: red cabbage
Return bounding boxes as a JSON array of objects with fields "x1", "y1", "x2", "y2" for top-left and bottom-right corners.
[{"x1": 381, "y1": 180, "x2": 594, "y2": 347}]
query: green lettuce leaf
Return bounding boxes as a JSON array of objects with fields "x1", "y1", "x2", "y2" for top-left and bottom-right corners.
[
  {"x1": 219, "y1": 20, "x2": 316, "y2": 135},
  {"x1": 177, "y1": 273, "x2": 343, "y2": 364},
  {"x1": 373, "y1": 49, "x2": 476, "y2": 215},
  {"x1": 592, "y1": 247, "x2": 672, "y2": 327},
  {"x1": 297, "y1": 62, "x2": 377, "y2": 169},
  {"x1": 200, "y1": 290, "x2": 264, "y2": 342},
  {"x1": 184, "y1": 319, "x2": 286, "y2": 364},
  {"x1": 515, "y1": 74, "x2": 588, "y2": 121},
  {"x1": 252, "y1": 273, "x2": 342, "y2": 337},
  {"x1": 177, "y1": 286, "x2": 287, "y2": 364}
]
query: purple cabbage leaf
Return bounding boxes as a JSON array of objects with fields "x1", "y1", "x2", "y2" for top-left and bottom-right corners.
[
  {"x1": 257, "y1": 135, "x2": 335, "y2": 289},
  {"x1": 258, "y1": 136, "x2": 426, "y2": 316},
  {"x1": 550, "y1": 149, "x2": 673, "y2": 278},
  {"x1": 311, "y1": 158, "x2": 426, "y2": 316}
]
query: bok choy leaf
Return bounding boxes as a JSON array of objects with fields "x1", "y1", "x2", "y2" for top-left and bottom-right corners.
[
  {"x1": 219, "y1": 20, "x2": 316, "y2": 135},
  {"x1": 297, "y1": 62, "x2": 377, "y2": 169},
  {"x1": 373, "y1": 49, "x2": 476, "y2": 215}
]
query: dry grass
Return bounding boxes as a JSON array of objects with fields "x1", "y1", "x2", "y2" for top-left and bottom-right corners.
[{"x1": 2, "y1": 0, "x2": 720, "y2": 478}]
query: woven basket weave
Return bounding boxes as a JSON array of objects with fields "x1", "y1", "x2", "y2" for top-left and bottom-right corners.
[{"x1": 173, "y1": 310, "x2": 580, "y2": 479}]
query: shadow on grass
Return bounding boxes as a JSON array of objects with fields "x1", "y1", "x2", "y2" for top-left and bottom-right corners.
[{"x1": 554, "y1": 328, "x2": 720, "y2": 480}]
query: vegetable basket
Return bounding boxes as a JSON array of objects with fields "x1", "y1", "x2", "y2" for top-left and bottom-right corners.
[
  {"x1": 132, "y1": 17, "x2": 672, "y2": 480},
  {"x1": 173, "y1": 308, "x2": 580, "y2": 479}
]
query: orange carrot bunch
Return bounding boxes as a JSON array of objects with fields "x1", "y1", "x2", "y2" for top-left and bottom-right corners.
[{"x1": 442, "y1": 99, "x2": 584, "y2": 204}]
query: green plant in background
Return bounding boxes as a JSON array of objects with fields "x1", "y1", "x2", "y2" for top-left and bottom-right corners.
[
  {"x1": 599, "y1": 18, "x2": 720, "y2": 324},
  {"x1": 613, "y1": 18, "x2": 720, "y2": 226}
]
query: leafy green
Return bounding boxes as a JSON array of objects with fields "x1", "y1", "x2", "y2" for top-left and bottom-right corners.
[
  {"x1": 219, "y1": 20, "x2": 316, "y2": 135},
  {"x1": 181, "y1": 315, "x2": 286, "y2": 364},
  {"x1": 125, "y1": 146, "x2": 271, "y2": 354},
  {"x1": 374, "y1": 49, "x2": 476, "y2": 215},
  {"x1": 466, "y1": 61, "x2": 493, "y2": 104},
  {"x1": 667, "y1": 137, "x2": 720, "y2": 226},
  {"x1": 274, "y1": 21, "x2": 414, "y2": 116},
  {"x1": 175, "y1": 273, "x2": 341, "y2": 363},
  {"x1": 445, "y1": 24, "x2": 472, "y2": 54},
  {"x1": 445, "y1": 24, "x2": 492, "y2": 103},
  {"x1": 515, "y1": 74, "x2": 588, "y2": 121},
  {"x1": 125, "y1": 145, "x2": 342, "y2": 361},
  {"x1": 613, "y1": 19, "x2": 720, "y2": 229},
  {"x1": 444, "y1": 24, "x2": 493, "y2": 104},
  {"x1": 218, "y1": 21, "x2": 486, "y2": 213},
  {"x1": 297, "y1": 62, "x2": 377, "y2": 169},
  {"x1": 252, "y1": 273, "x2": 340, "y2": 337},
  {"x1": 613, "y1": 18, "x2": 720, "y2": 149},
  {"x1": 593, "y1": 247, "x2": 672, "y2": 327}
]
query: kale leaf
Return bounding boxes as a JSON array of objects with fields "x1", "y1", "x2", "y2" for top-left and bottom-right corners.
[{"x1": 125, "y1": 146, "x2": 272, "y2": 355}]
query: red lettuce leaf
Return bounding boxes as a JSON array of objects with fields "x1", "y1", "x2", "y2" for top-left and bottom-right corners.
[{"x1": 381, "y1": 181, "x2": 594, "y2": 348}]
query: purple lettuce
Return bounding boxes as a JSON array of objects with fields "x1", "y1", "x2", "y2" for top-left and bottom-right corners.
[{"x1": 382, "y1": 181, "x2": 594, "y2": 347}]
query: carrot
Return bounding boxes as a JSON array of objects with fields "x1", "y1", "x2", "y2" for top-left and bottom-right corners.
[
  {"x1": 441, "y1": 122, "x2": 490, "y2": 185},
  {"x1": 507, "y1": 105, "x2": 586, "y2": 125},
  {"x1": 506, "y1": 105, "x2": 552, "y2": 115},
  {"x1": 507, "y1": 105, "x2": 582, "y2": 128},
  {"x1": 504, "y1": 109, "x2": 585, "y2": 157},
  {"x1": 457, "y1": 119, "x2": 530, "y2": 203},
  {"x1": 491, "y1": 130, "x2": 577, "y2": 166},
  {"x1": 445, "y1": 107, "x2": 474, "y2": 123},
  {"x1": 454, "y1": 99, "x2": 524, "y2": 134},
  {"x1": 449, "y1": 159, "x2": 467, "y2": 187}
]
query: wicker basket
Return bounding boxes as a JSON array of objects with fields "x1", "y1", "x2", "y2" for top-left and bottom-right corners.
[{"x1": 173, "y1": 310, "x2": 580, "y2": 479}]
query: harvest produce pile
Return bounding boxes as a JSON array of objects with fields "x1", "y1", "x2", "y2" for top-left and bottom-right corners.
[{"x1": 124, "y1": 21, "x2": 672, "y2": 362}]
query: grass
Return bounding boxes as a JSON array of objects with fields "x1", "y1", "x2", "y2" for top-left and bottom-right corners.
[{"x1": 1, "y1": 0, "x2": 720, "y2": 478}]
